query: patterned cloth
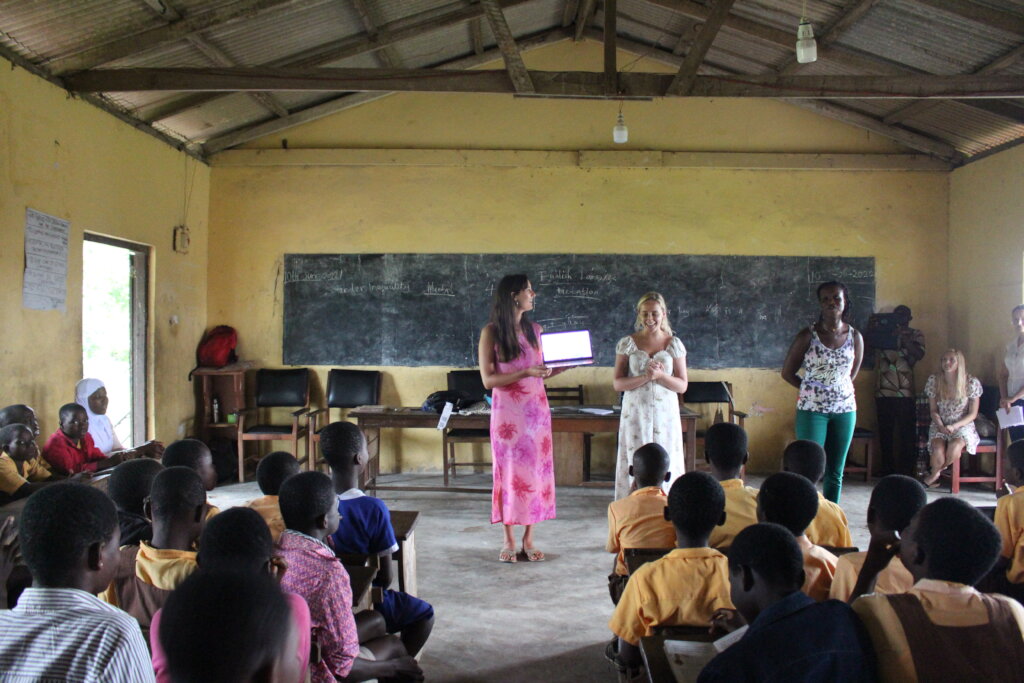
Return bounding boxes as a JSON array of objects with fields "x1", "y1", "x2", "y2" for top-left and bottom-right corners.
[
  {"x1": 1005, "y1": 337, "x2": 1024, "y2": 399},
  {"x1": 875, "y1": 327, "x2": 924, "y2": 398},
  {"x1": 924, "y1": 374, "x2": 983, "y2": 454},
  {"x1": 614, "y1": 335, "x2": 686, "y2": 499},
  {"x1": 489, "y1": 323, "x2": 556, "y2": 526},
  {"x1": 797, "y1": 327, "x2": 858, "y2": 414}
]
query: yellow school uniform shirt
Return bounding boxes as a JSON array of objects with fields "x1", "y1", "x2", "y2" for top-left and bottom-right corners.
[
  {"x1": 994, "y1": 486, "x2": 1024, "y2": 583},
  {"x1": 853, "y1": 579, "x2": 1024, "y2": 682},
  {"x1": 605, "y1": 486, "x2": 676, "y2": 576},
  {"x1": 797, "y1": 535, "x2": 838, "y2": 602},
  {"x1": 806, "y1": 492, "x2": 853, "y2": 548},
  {"x1": 828, "y1": 552, "x2": 914, "y2": 601},
  {"x1": 608, "y1": 547, "x2": 732, "y2": 645},
  {"x1": 206, "y1": 503, "x2": 221, "y2": 520},
  {"x1": 0, "y1": 453, "x2": 51, "y2": 495},
  {"x1": 708, "y1": 479, "x2": 758, "y2": 549},
  {"x1": 101, "y1": 541, "x2": 198, "y2": 605},
  {"x1": 246, "y1": 494, "x2": 286, "y2": 543}
]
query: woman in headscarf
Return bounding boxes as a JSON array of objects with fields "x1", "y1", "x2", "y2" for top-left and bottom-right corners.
[{"x1": 75, "y1": 378, "x2": 164, "y2": 459}]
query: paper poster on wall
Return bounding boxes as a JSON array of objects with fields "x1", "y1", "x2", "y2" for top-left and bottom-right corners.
[{"x1": 22, "y1": 208, "x2": 69, "y2": 312}]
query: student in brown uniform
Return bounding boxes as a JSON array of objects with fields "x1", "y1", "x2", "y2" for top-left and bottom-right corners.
[
  {"x1": 704, "y1": 422, "x2": 758, "y2": 550},
  {"x1": 783, "y1": 439, "x2": 853, "y2": 548}
]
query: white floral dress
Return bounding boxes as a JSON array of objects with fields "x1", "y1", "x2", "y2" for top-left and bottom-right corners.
[
  {"x1": 615, "y1": 335, "x2": 686, "y2": 499},
  {"x1": 925, "y1": 374, "x2": 983, "y2": 454}
]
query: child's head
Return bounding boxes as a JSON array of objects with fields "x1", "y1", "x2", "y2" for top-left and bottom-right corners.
[
  {"x1": 727, "y1": 523, "x2": 804, "y2": 622},
  {"x1": 629, "y1": 443, "x2": 671, "y2": 488},
  {"x1": 0, "y1": 404, "x2": 40, "y2": 437},
  {"x1": 279, "y1": 471, "x2": 339, "y2": 537},
  {"x1": 703, "y1": 422, "x2": 748, "y2": 478},
  {"x1": 107, "y1": 458, "x2": 165, "y2": 515},
  {"x1": 0, "y1": 423, "x2": 39, "y2": 462},
  {"x1": 160, "y1": 570, "x2": 299, "y2": 683},
  {"x1": 665, "y1": 471, "x2": 726, "y2": 543},
  {"x1": 319, "y1": 421, "x2": 367, "y2": 475},
  {"x1": 19, "y1": 483, "x2": 119, "y2": 591},
  {"x1": 901, "y1": 497, "x2": 1001, "y2": 585},
  {"x1": 162, "y1": 438, "x2": 217, "y2": 491},
  {"x1": 197, "y1": 507, "x2": 274, "y2": 574},
  {"x1": 867, "y1": 474, "x2": 927, "y2": 536},
  {"x1": 256, "y1": 451, "x2": 300, "y2": 496},
  {"x1": 1006, "y1": 441, "x2": 1024, "y2": 488},
  {"x1": 782, "y1": 439, "x2": 826, "y2": 486},
  {"x1": 757, "y1": 472, "x2": 818, "y2": 537},
  {"x1": 147, "y1": 467, "x2": 207, "y2": 540},
  {"x1": 58, "y1": 403, "x2": 88, "y2": 441}
]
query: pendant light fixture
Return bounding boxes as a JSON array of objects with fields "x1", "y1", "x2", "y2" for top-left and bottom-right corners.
[{"x1": 613, "y1": 103, "x2": 628, "y2": 144}]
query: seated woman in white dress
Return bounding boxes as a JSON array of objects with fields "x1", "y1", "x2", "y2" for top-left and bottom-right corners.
[
  {"x1": 75, "y1": 378, "x2": 164, "y2": 459},
  {"x1": 922, "y1": 349, "x2": 982, "y2": 488}
]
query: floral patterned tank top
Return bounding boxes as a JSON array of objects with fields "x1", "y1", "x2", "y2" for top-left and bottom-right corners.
[{"x1": 797, "y1": 326, "x2": 857, "y2": 414}]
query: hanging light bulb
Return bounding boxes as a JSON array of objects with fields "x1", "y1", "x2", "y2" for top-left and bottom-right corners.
[
  {"x1": 613, "y1": 111, "x2": 628, "y2": 144},
  {"x1": 796, "y1": 19, "x2": 817, "y2": 64}
]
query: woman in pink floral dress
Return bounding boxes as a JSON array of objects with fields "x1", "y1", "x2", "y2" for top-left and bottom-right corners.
[{"x1": 479, "y1": 274, "x2": 557, "y2": 563}]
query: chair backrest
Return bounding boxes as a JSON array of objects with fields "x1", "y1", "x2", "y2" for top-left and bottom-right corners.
[
  {"x1": 326, "y1": 369, "x2": 382, "y2": 409},
  {"x1": 255, "y1": 369, "x2": 309, "y2": 407},
  {"x1": 683, "y1": 381, "x2": 733, "y2": 405},
  {"x1": 979, "y1": 384, "x2": 1000, "y2": 419},
  {"x1": 546, "y1": 385, "x2": 584, "y2": 404},
  {"x1": 447, "y1": 369, "x2": 487, "y2": 403}
]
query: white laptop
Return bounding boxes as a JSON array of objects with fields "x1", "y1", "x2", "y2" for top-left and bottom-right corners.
[{"x1": 540, "y1": 330, "x2": 595, "y2": 368}]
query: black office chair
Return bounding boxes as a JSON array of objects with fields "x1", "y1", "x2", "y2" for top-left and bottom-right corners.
[
  {"x1": 236, "y1": 369, "x2": 310, "y2": 482},
  {"x1": 308, "y1": 369, "x2": 382, "y2": 475},
  {"x1": 443, "y1": 369, "x2": 490, "y2": 485}
]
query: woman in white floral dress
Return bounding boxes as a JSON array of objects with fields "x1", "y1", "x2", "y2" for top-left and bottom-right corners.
[
  {"x1": 923, "y1": 348, "x2": 982, "y2": 487},
  {"x1": 612, "y1": 292, "x2": 689, "y2": 499}
]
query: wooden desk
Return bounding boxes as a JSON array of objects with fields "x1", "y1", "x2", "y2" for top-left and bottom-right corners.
[
  {"x1": 390, "y1": 510, "x2": 419, "y2": 596},
  {"x1": 351, "y1": 406, "x2": 699, "y2": 493},
  {"x1": 345, "y1": 564, "x2": 375, "y2": 611}
]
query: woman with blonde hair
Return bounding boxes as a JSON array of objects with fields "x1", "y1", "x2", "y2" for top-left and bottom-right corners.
[
  {"x1": 923, "y1": 348, "x2": 982, "y2": 487},
  {"x1": 613, "y1": 292, "x2": 689, "y2": 499}
]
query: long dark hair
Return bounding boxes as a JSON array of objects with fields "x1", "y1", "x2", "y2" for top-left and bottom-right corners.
[
  {"x1": 816, "y1": 281, "x2": 852, "y2": 323},
  {"x1": 489, "y1": 274, "x2": 538, "y2": 362}
]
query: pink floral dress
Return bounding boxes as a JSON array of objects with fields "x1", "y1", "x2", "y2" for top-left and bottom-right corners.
[{"x1": 490, "y1": 323, "x2": 556, "y2": 525}]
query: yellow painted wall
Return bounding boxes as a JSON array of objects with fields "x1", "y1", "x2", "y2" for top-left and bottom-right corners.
[
  {"x1": 949, "y1": 145, "x2": 1024, "y2": 384},
  {"x1": 0, "y1": 61, "x2": 210, "y2": 442}
]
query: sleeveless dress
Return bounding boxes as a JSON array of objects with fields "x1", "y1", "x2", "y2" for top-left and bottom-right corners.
[
  {"x1": 924, "y1": 374, "x2": 983, "y2": 454},
  {"x1": 614, "y1": 335, "x2": 687, "y2": 500},
  {"x1": 489, "y1": 323, "x2": 556, "y2": 525},
  {"x1": 798, "y1": 327, "x2": 857, "y2": 414}
]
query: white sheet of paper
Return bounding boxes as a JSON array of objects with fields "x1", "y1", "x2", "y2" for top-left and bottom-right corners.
[
  {"x1": 997, "y1": 405, "x2": 1024, "y2": 429},
  {"x1": 436, "y1": 402, "x2": 454, "y2": 430},
  {"x1": 578, "y1": 407, "x2": 614, "y2": 415},
  {"x1": 664, "y1": 639, "x2": 718, "y2": 682}
]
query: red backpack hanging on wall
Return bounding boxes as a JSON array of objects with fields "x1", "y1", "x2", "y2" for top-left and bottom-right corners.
[{"x1": 188, "y1": 326, "x2": 238, "y2": 380}]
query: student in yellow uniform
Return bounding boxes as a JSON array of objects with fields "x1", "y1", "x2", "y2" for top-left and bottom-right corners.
[
  {"x1": 607, "y1": 471, "x2": 732, "y2": 676},
  {"x1": 853, "y1": 497, "x2": 1024, "y2": 681},
  {"x1": 783, "y1": 439, "x2": 853, "y2": 548},
  {"x1": 704, "y1": 422, "x2": 758, "y2": 550},
  {"x1": 245, "y1": 451, "x2": 300, "y2": 543},
  {"x1": 0, "y1": 423, "x2": 71, "y2": 504},
  {"x1": 991, "y1": 440, "x2": 1024, "y2": 597},
  {"x1": 162, "y1": 439, "x2": 220, "y2": 519},
  {"x1": 831, "y1": 475, "x2": 924, "y2": 602},
  {"x1": 758, "y1": 472, "x2": 838, "y2": 602}
]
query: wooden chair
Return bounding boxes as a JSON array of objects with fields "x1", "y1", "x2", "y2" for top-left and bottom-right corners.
[
  {"x1": 947, "y1": 384, "x2": 1005, "y2": 494},
  {"x1": 545, "y1": 384, "x2": 595, "y2": 480},
  {"x1": 844, "y1": 428, "x2": 876, "y2": 482},
  {"x1": 307, "y1": 369, "x2": 382, "y2": 476},
  {"x1": 442, "y1": 369, "x2": 490, "y2": 485},
  {"x1": 682, "y1": 381, "x2": 746, "y2": 461},
  {"x1": 821, "y1": 545, "x2": 860, "y2": 556},
  {"x1": 235, "y1": 369, "x2": 309, "y2": 482}
]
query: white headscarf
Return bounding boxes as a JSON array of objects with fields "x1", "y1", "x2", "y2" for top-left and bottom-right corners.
[{"x1": 75, "y1": 378, "x2": 119, "y2": 454}]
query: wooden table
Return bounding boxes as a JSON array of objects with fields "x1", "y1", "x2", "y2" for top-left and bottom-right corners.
[
  {"x1": 345, "y1": 564, "x2": 376, "y2": 611},
  {"x1": 390, "y1": 510, "x2": 419, "y2": 596},
  {"x1": 351, "y1": 406, "x2": 699, "y2": 493}
]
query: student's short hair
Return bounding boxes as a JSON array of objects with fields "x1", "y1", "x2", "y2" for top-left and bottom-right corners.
[
  {"x1": 149, "y1": 467, "x2": 206, "y2": 519},
  {"x1": 19, "y1": 483, "x2": 117, "y2": 586},
  {"x1": 0, "y1": 405, "x2": 33, "y2": 429},
  {"x1": 279, "y1": 471, "x2": 336, "y2": 531},
  {"x1": 107, "y1": 459, "x2": 165, "y2": 514},
  {"x1": 632, "y1": 443, "x2": 670, "y2": 483},
  {"x1": 256, "y1": 451, "x2": 300, "y2": 496},
  {"x1": 162, "y1": 438, "x2": 210, "y2": 471},
  {"x1": 197, "y1": 507, "x2": 273, "y2": 574},
  {"x1": 160, "y1": 570, "x2": 292, "y2": 683},
  {"x1": 783, "y1": 440, "x2": 826, "y2": 484},
  {"x1": 0, "y1": 423, "x2": 30, "y2": 449},
  {"x1": 1008, "y1": 440, "x2": 1024, "y2": 472},
  {"x1": 666, "y1": 471, "x2": 726, "y2": 538},
  {"x1": 705, "y1": 422, "x2": 748, "y2": 471},
  {"x1": 729, "y1": 523, "x2": 804, "y2": 589},
  {"x1": 58, "y1": 403, "x2": 85, "y2": 421},
  {"x1": 913, "y1": 497, "x2": 1002, "y2": 585},
  {"x1": 869, "y1": 475, "x2": 927, "y2": 533},
  {"x1": 759, "y1": 472, "x2": 819, "y2": 536},
  {"x1": 319, "y1": 421, "x2": 364, "y2": 471}
]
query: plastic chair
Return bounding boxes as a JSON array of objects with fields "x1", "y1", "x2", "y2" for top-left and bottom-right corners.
[{"x1": 235, "y1": 369, "x2": 309, "y2": 482}]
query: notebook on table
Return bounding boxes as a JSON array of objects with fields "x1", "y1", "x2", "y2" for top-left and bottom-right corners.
[{"x1": 540, "y1": 330, "x2": 594, "y2": 368}]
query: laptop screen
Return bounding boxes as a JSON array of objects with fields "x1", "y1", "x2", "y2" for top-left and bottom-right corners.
[{"x1": 541, "y1": 330, "x2": 594, "y2": 365}]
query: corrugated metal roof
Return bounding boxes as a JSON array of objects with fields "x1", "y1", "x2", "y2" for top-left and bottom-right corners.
[{"x1": 907, "y1": 99, "x2": 1024, "y2": 155}]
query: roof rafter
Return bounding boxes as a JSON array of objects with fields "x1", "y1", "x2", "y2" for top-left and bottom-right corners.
[
  {"x1": 574, "y1": 0, "x2": 598, "y2": 41},
  {"x1": 480, "y1": 0, "x2": 535, "y2": 93},
  {"x1": 666, "y1": 0, "x2": 737, "y2": 95},
  {"x1": 350, "y1": 0, "x2": 405, "y2": 69}
]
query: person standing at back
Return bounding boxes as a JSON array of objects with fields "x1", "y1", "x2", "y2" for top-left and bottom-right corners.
[{"x1": 871, "y1": 306, "x2": 925, "y2": 477}]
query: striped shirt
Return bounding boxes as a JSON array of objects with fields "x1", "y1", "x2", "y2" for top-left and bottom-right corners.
[{"x1": 0, "y1": 587, "x2": 155, "y2": 683}]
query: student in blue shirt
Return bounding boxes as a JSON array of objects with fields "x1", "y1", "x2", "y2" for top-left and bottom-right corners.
[
  {"x1": 320, "y1": 421, "x2": 435, "y2": 656},
  {"x1": 699, "y1": 523, "x2": 876, "y2": 682}
]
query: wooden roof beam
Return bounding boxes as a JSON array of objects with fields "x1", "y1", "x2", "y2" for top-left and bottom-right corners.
[
  {"x1": 562, "y1": 0, "x2": 580, "y2": 27},
  {"x1": 470, "y1": 18, "x2": 485, "y2": 54},
  {"x1": 605, "y1": 0, "x2": 618, "y2": 94},
  {"x1": 186, "y1": 35, "x2": 289, "y2": 117},
  {"x1": 575, "y1": 0, "x2": 598, "y2": 41},
  {"x1": 350, "y1": 0, "x2": 405, "y2": 69},
  {"x1": 480, "y1": 0, "x2": 535, "y2": 93},
  {"x1": 666, "y1": 0, "x2": 737, "y2": 95}
]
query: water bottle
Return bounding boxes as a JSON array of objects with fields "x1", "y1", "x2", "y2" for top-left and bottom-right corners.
[{"x1": 212, "y1": 397, "x2": 221, "y2": 424}]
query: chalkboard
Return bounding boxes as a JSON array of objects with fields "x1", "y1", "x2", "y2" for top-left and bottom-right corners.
[{"x1": 283, "y1": 254, "x2": 874, "y2": 369}]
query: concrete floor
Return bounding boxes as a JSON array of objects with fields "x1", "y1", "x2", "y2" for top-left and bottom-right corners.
[{"x1": 208, "y1": 472, "x2": 1000, "y2": 682}]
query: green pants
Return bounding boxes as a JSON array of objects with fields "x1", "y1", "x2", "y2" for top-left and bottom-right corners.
[{"x1": 795, "y1": 409, "x2": 857, "y2": 503}]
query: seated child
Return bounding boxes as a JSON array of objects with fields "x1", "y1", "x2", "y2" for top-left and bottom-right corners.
[
  {"x1": 0, "y1": 404, "x2": 41, "y2": 437},
  {"x1": 853, "y1": 497, "x2": 1024, "y2": 680},
  {"x1": 699, "y1": 523, "x2": 876, "y2": 682},
  {"x1": 245, "y1": 450, "x2": 300, "y2": 542},
  {"x1": 276, "y1": 471, "x2": 423, "y2": 683},
  {"x1": 831, "y1": 475, "x2": 925, "y2": 602},
  {"x1": 704, "y1": 422, "x2": 759, "y2": 549},
  {"x1": 321, "y1": 421, "x2": 435, "y2": 657},
  {"x1": 0, "y1": 423, "x2": 67, "y2": 504},
  {"x1": 992, "y1": 440, "x2": 1024, "y2": 593},
  {"x1": 151, "y1": 507, "x2": 311, "y2": 683},
  {"x1": 608, "y1": 471, "x2": 733, "y2": 672},
  {"x1": 107, "y1": 458, "x2": 165, "y2": 546},
  {"x1": 162, "y1": 438, "x2": 220, "y2": 517},
  {"x1": 758, "y1": 472, "x2": 838, "y2": 602},
  {"x1": 606, "y1": 442, "x2": 675, "y2": 604},
  {"x1": 101, "y1": 466, "x2": 206, "y2": 642},
  {"x1": 42, "y1": 403, "x2": 124, "y2": 474},
  {"x1": 0, "y1": 483, "x2": 154, "y2": 680},
  {"x1": 783, "y1": 439, "x2": 853, "y2": 548}
]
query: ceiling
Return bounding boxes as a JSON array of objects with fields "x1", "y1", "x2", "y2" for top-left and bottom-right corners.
[{"x1": 2, "y1": 0, "x2": 1024, "y2": 165}]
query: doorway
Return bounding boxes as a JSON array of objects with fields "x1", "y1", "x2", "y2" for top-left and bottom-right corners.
[{"x1": 82, "y1": 235, "x2": 149, "y2": 448}]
